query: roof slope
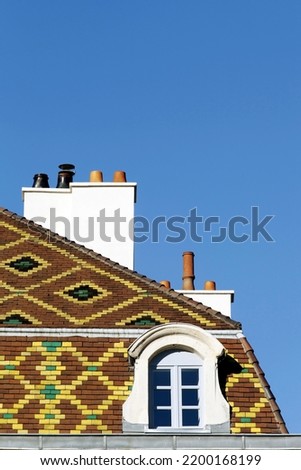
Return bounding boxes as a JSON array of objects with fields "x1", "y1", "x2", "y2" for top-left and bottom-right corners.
[{"x1": 0, "y1": 208, "x2": 239, "y2": 330}]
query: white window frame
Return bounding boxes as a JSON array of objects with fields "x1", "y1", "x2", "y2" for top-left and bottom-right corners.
[{"x1": 149, "y1": 349, "x2": 204, "y2": 430}]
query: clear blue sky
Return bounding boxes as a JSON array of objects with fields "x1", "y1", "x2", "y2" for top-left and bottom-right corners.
[{"x1": 0, "y1": 1, "x2": 300, "y2": 433}]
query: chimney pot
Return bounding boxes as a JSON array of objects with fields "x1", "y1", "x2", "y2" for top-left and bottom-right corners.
[
  {"x1": 32, "y1": 173, "x2": 49, "y2": 188},
  {"x1": 56, "y1": 164, "x2": 75, "y2": 188},
  {"x1": 204, "y1": 280, "x2": 216, "y2": 290},
  {"x1": 90, "y1": 170, "x2": 103, "y2": 183},
  {"x1": 113, "y1": 170, "x2": 127, "y2": 182},
  {"x1": 182, "y1": 251, "x2": 195, "y2": 290}
]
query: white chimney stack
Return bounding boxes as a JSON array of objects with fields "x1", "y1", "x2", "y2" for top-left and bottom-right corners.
[
  {"x1": 176, "y1": 252, "x2": 234, "y2": 317},
  {"x1": 22, "y1": 165, "x2": 137, "y2": 270}
]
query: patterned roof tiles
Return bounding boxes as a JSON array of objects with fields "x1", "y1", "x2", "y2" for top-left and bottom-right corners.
[
  {"x1": 0, "y1": 207, "x2": 288, "y2": 435},
  {"x1": 0, "y1": 208, "x2": 239, "y2": 330}
]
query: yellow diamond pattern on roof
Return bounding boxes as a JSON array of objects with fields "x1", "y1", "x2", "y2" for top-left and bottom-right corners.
[
  {"x1": 56, "y1": 281, "x2": 112, "y2": 304},
  {"x1": 1, "y1": 252, "x2": 50, "y2": 277},
  {"x1": 0, "y1": 340, "x2": 133, "y2": 434},
  {"x1": 0, "y1": 217, "x2": 231, "y2": 329}
]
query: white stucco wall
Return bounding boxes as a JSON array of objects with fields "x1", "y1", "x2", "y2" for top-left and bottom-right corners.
[{"x1": 23, "y1": 182, "x2": 137, "y2": 269}]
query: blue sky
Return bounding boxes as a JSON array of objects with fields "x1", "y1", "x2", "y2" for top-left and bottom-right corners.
[{"x1": 0, "y1": 1, "x2": 300, "y2": 433}]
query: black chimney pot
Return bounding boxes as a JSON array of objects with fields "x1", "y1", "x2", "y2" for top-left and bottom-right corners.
[
  {"x1": 56, "y1": 164, "x2": 75, "y2": 188},
  {"x1": 32, "y1": 173, "x2": 49, "y2": 188}
]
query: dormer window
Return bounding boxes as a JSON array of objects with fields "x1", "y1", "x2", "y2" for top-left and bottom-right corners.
[{"x1": 123, "y1": 323, "x2": 233, "y2": 434}]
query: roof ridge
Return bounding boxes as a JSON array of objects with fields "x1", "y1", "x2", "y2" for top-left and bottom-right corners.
[{"x1": 0, "y1": 207, "x2": 241, "y2": 329}]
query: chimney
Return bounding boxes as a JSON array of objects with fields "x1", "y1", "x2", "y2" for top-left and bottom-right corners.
[
  {"x1": 182, "y1": 251, "x2": 195, "y2": 290},
  {"x1": 22, "y1": 166, "x2": 137, "y2": 270},
  {"x1": 176, "y1": 252, "x2": 234, "y2": 317}
]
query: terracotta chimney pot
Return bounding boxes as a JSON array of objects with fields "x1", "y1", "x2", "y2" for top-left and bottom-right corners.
[
  {"x1": 113, "y1": 171, "x2": 127, "y2": 182},
  {"x1": 204, "y1": 280, "x2": 216, "y2": 290},
  {"x1": 182, "y1": 251, "x2": 195, "y2": 290},
  {"x1": 90, "y1": 170, "x2": 103, "y2": 182}
]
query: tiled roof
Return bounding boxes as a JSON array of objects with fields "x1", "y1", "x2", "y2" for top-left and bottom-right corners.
[
  {"x1": 0, "y1": 335, "x2": 286, "y2": 434},
  {"x1": 0, "y1": 208, "x2": 288, "y2": 434},
  {"x1": 0, "y1": 208, "x2": 239, "y2": 330},
  {"x1": 222, "y1": 338, "x2": 287, "y2": 434}
]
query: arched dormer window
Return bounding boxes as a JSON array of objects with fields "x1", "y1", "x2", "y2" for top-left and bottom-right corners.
[{"x1": 123, "y1": 323, "x2": 233, "y2": 433}]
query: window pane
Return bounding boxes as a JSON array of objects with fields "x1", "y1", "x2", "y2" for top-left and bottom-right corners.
[
  {"x1": 154, "y1": 409, "x2": 171, "y2": 427},
  {"x1": 182, "y1": 389, "x2": 199, "y2": 406},
  {"x1": 181, "y1": 368, "x2": 199, "y2": 385},
  {"x1": 154, "y1": 389, "x2": 171, "y2": 406},
  {"x1": 153, "y1": 369, "x2": 170, "y2": 386},
  {"x1": 150, "y1": 353, "x2": 202, "y2": 429},
  {"x1": 182, "y1": 409, "x2": 199, "y2": 426}
]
